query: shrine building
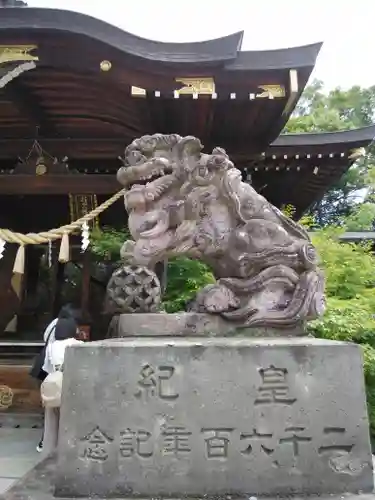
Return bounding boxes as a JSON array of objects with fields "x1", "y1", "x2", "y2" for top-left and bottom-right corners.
[{"x1": 0, "y1": 4, "x2": 374, "y2": 415}]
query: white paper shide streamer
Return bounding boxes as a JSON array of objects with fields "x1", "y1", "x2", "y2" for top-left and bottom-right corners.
[
  {"x1": 0, "y1": 238, "x2": 5, "y2": 259},
  {"x1": 48, "y1": 240, "x2": 52, "y2": 268},
  {"x1": 81, "y1": 222, "x2": 90, "y2": 252}
]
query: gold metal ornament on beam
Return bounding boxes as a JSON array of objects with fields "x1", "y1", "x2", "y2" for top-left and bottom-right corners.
[
  {"x1": 0, "y1": 385, "x2": 13, "y2": 410},
  {"x1": 35, "y1": 156, "x2": 47, "y2": 176},
  {"x1": 175, "y1": 77, "x2": 216, "y2": 96},
  {"x1": 0, "y1": 45, "x2": 38, "y2": 65},
  {"x1": 100, "y1": 60, "x2": 112, "y2": 72},
  {"x1": 131, "y1": 77, "x2": 216, "y2": 98},
  {"x1": 257, "y1": 85, "x2": 285, "y2": 99},
  {"x1": 130, "y1": 80, "x2": 287, "y2": 100}
]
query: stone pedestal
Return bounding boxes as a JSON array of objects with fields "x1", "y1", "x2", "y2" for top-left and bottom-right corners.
[
  {"x1": 55, "y1": 316, "x2": 373, "y2": 498},
  {"x1": 107, "y1": 312, "x2": 305, "y2": 337}
]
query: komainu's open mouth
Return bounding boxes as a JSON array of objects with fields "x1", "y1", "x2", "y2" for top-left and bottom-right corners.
[
  {"x1": 117, "y1": 158, "x2": 174, "y2": 190},
  {"x1": 127, "y1": 170, "x2": 172, "y2": 190}
]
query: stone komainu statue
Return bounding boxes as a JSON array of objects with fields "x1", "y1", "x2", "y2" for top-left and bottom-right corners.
[{"x1": 107, "y1": 133, "x2": 325, "y2": 329}]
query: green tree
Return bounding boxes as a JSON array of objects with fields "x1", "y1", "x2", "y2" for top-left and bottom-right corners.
[
  {"x1": 307, "y1": 226, "x2": 375, "y2": 438},
  {"x1": 280, "y1": 206, "x2": 375, "y2": 438},
  {"x1": 162, "y1": 258, "x2": 214, "y2": 313},
  {"x1": 344, "y1": 202, "x2": 375, "y2": 231},
  {"x1": 284, "y1": 80, "x2": 375, "y2": 226},
  {"x1": 91, "y1": 226, "x2": 129, "y2": 262}
]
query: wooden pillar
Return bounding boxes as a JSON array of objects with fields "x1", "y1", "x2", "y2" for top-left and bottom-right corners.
[
  {"x1": 4, "y1": 273, "x2": 23, "y2": 333},
  {"x1": 52, "y1": 262, "x2": 65, "y2": 318},
  {"x1": 80, "y1": 250, "x2": 91, "y2": 321},
  {"x1": 0, "y1": 245, "x2": 22, "y2": 335}
]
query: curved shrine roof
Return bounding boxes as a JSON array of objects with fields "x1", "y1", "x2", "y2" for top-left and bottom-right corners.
[
  {"x1": 0, "y1": 7, "x2": 374, "y2": 214},
  {"x1": 0, "y1": 7, "x2": 323, "y2": 68},
  {"x1": 0, "y1": 7, "x2": 322, "y2": 150}
]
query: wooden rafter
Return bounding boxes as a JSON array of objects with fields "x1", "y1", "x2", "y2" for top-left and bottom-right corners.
[{"x1": 3, "y1": 79, "x2": 56, "y2": 136}]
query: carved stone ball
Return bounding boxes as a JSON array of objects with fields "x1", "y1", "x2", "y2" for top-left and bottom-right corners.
[{"x1": 105, "y1": 265, "x2": 161, "y2": 314}]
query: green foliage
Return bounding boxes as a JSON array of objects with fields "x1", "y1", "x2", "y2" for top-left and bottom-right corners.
[
  {"x1": 279, "y1": 205, "x2": 375, "y2": 435},
  {"x1": 286, "y1": 81, "x2": 375, "y2": 133},
  {"x1": 308, "y1": 296, "x2": 375, "y2": 345},
  {"x1": 362, "y1": 344, "x2": 375, "y2": 439},
  {"x1": 281, "y1": 204, "x2": 316, "y2": 229},
  {"x1": 308, "y1": 295, "x2": 375, "y2": 438},
  {"x1": 345, "y1": 202, "x2": 375, "y2": 231},
  {"x1": 163, "y1": 258, "x2": 215, "y2": 313},
  {"x1": 284, "y1": 80, "x2": 375, "y2": 227},
  {"x1": 311, "y1": 229, "x2": 375, "y2": 299},
  {"x1": 307, "y1": 227, "x2": 375, "y2": 437},
  {"x1": 280, "y1": 204, "x2": 295, "y2": 219},
  {"x1": 91, "y1": 226, "x2": 129, "y2": 262},
  {"x1": 308, "y1": 294, "x2": 375, "y2": 437}
]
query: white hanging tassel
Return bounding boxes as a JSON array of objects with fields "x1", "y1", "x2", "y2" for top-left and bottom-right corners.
[
  {"x1": 0, "y1": 238, "x2": 5, "y2": 259},
  {"x1": 58, "y1": 233, "x2": 70, "y2": 263},
  {"x1": 48, "y1": 240, "x2": 52, "y2": 268},
  {"x1": 81, "y1": 221, "x2": 90, "y2": 252},
  {"x1": 13, "y1": 245, "x2": 25, "y2": 274}
]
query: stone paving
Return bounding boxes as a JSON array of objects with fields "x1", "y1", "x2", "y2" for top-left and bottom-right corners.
[{"x1": 0, "y1": 428, "x2": 41, "y2": 495}]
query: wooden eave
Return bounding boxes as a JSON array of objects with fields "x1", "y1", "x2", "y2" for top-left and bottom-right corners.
[
  {"x1": 246, "y1": 126, "x2": 375, "y2": 216},
  {"x1": 0, "y1": 127, "x2": 373, "y2": 217},
  {"x1": 0, "y1": 7, "x2": 321, "y2": 150},
  {"x1": 0, "y1": 126, "x2": 373, "y2": 162}
]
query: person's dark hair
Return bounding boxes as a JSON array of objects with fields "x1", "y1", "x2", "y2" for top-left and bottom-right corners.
[
  {"x1": 54, "y1": 317, "x2": 78, "y2": 341},
  {"x1": 58, "y1": 304, "x2": 74, "y2": 319},
  {"x1": 58, "y1": 304, "x2": 84, "y2": 325}
]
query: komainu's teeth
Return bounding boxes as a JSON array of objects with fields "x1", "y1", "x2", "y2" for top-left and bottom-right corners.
[{"x1": 160, "y1": 169, "x2": 165, "y2": 175}]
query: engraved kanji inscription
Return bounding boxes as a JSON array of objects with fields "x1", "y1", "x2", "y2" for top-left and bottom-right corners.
[
  {"x1": 134, "y1": 364, "x2": 179, "y2": 400},
  {"x1": 240, "y1": 428, "x2": 274, "y2": 456},
  {"x1": 201, "y1": 428, "x2": 234, "y2": 459},
  {"x1": 162, "y1": 425, "x2": 192, "y2": 454},
  {"x1": 279, "y1": 426, "x2": 312, "y2": 456},
  {"x1": 255, "y1": 365, "x2": 296, "y2": 405},
  {"x1": 80, "y1": 426, "x2": 113, "y2": 462},
  {"x1": 119, "y1": 428, "x2": 153, "y2": 458},
  {"x1": 318, "y1": 427, "x2": 354, "y2": 455}
]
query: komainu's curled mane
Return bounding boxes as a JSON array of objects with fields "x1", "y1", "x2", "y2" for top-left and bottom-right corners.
[{"x1": 115, "y1": 133, "x2": 325, "y2": 329}]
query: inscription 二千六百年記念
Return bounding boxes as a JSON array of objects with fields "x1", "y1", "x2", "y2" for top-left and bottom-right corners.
[
  {"x1": 56, "y1": 338, "x2": 373, "y2": 497},
  {"x1": 78, "y1": 423, "x2": 354, "y2": 467}
]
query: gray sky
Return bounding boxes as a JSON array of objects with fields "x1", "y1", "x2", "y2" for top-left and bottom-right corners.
[{"x1": 27, "y1": 0, "x2": 375, "y2": 91}]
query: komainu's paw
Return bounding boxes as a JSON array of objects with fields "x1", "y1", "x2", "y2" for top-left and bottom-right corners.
[{"x1": 188, "y1": 284, "x2": 240, "y2": 314}]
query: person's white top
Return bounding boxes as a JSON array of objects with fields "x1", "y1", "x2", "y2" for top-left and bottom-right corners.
[
  {"x1": 43, "y1": 318, "x2": 58, "y2": 343},
  {"x1": 44, "y1": 338, "x2": 82, "y2": 374},
  {"x1": 41, "y1": 318, "x2": 58, "y2": 374}
]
